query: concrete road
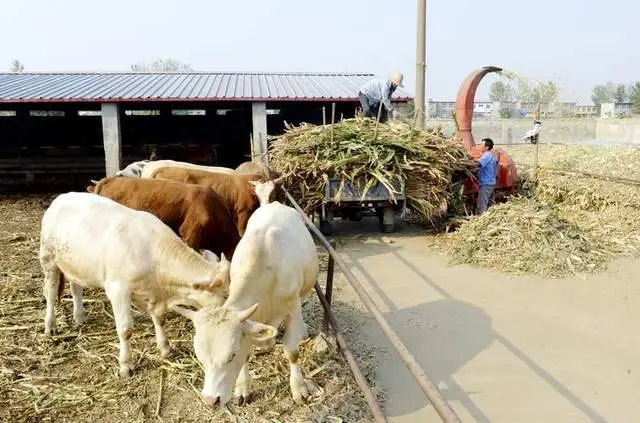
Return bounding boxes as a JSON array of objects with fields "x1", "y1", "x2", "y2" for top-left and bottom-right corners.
[{"x1": 327, "y1": 219, "x2": 640, "y2": 423}]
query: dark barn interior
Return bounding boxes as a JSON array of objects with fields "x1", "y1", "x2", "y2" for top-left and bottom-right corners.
[{"x1": 0, "y1": 72, "x2": 411, "y2": 192}]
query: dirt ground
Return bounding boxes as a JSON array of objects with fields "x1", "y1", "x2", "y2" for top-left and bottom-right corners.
[
  {"x1": 326, "y1": 217, "x2": 640, "y2": 423},
  {"x1": 0, "y1": 194, "x2": 379, "y2": 423},
  {"x1": 5, "y1": 194, "x2": 639, "y2": 423}
]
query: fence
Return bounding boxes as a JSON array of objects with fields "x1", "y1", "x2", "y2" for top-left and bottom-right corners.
[{"x1": 282, "y1": 188, "x2": 462, "y2": 423}]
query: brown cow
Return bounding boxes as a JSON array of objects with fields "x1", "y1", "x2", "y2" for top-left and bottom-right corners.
[
  {"x1": 150, "y1": 167, "x2": 283, "y2": 235},
  {"x1": 87, "y1": 176, "x2": 241, "y2": 260}
]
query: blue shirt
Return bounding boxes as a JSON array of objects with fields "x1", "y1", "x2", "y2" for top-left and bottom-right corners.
[
  {"x1": 359, "y1": 79, "x2": 395, "y2": 112},
  {"x1": 478, "y1": 151, "x2": 497, "y2": 186}
]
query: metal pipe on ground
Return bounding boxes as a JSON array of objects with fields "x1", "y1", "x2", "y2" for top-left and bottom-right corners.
[
  {"x1": 314, "y1": 282, "x2": 386, "y2": 423},
  {"x1": 282, "y1": 187, "x2": 462, "y2": 423}
]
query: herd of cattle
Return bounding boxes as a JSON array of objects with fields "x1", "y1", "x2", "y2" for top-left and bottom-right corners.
[{"x1": 38, "y1": 158, "x2": 322, "y2": 407}]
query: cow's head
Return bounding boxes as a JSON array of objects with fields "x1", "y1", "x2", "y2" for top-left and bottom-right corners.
[
  {"x1": 172, "y1": 303, "x2": 277, "y2": 407},
  {"x1": 249, "y1": 173, "x2": 288, "y2": 206}
]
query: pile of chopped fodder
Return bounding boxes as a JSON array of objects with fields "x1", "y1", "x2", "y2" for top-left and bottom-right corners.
[
  {"x1": 0, "y1": 195, "x2": 379, "y2": 423},
  {"x1": 269, "y1": 117, "x2": 476, "y2": 222},
  {"x1": 505, "y1": 144, "x2": 640, "y2": 210},
  {"x1": 438, "y1": 197, "x2": 640, "y2": 277}
]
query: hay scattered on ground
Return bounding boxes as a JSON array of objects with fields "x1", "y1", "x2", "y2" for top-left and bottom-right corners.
[
  {"x1": 505, "y1": 144, "x2": 640, "y2": 210},
  {"x1": 0, "y1": 195, "x2": 379, "y2": 423},
  {"x1": 436, "y1": 197, "x2": 640, "y2": 277},
  {"x1": 269, "y1": 117, "x2": 476, "y2": 221}
]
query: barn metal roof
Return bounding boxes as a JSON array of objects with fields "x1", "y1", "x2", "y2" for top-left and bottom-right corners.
[{"x1": 0, "y1": 72, "x2": 413, "y2": 103}]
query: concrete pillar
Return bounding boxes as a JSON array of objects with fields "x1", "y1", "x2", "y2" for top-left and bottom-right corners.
[
  {"x1": 101, "y1": 103, "x2": 122, "y2": 176},
  {"x1": 251, "y1": 102, "x2": 268, "y2": 165}
]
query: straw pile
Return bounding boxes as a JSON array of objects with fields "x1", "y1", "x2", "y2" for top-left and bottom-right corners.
[
  {"x1": 443, "y1": 197, "x2": 640, "y2": 277},
  {"x1": 269, "y1": 117, "x2": 476, "y2": 221},
  {"x1": 505, "y1": 144, "x2": 640, "y2": 210},
  {"x1": 0, "y1": 195, "x2": 379, "y2": 423},
  {"x1": 432, "y1": 144, "x2": 640, "y2": 277}
]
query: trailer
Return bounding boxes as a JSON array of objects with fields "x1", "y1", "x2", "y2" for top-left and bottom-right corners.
[{"x1": 317, "y1": 175, "x2": 406, "y2": 235}]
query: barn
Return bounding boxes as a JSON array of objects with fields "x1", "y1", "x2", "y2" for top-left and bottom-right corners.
[{"x1": 0, "y1": 71, "x2": 412, "y2": 188}]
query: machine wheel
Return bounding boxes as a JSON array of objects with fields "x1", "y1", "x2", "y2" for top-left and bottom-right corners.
[{"x1": 379, "y1": 207, "x2": 395, "y2": 233}]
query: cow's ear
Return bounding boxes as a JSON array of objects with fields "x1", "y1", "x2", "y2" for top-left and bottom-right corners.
[{"x1": 243, "y1": 320, "x2": 278, "y2": 343}]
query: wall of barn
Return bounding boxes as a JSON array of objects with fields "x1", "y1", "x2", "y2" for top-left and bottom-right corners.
[
  {"x1": 118, "y1": 102, "x2": 252, "y2": 167},
  {"x1": 0, "y1": 103, "x2": 105, "y2": 189},
  {"x1": 266, "y1": 102, "x2": 360, "y2": 136}
]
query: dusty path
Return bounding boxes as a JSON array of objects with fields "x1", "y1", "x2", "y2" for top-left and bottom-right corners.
[{"x1": 327, "y1": 218, "x2": 640, "y2": 423}]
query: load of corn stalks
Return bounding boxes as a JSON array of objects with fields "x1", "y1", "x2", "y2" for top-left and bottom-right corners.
[
  {"x1": 504, "y1": 144, "x2": 640, "y2": 210},
  {"x1": 442, "y1": 197, "x2": 640, "y2": 277},
  {"x1": 268, "y1": 117, "x2": 476, "y2": 221}
]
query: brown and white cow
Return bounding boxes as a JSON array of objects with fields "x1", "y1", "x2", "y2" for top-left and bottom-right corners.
[
  {"x1": 87, "y1": 176, "x2": 241, "y2": 260},
  {"x1": 150, "y1": 167, "x2": 284, "y2": 236},
  {"x1": 39, "y1": 192, "x2": 231, "y2": 378}
]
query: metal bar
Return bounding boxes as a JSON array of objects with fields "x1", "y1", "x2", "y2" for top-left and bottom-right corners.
[
  {"x1": 314, "y1": 282, "x2": 387, "y2": 423},
  {"x1": 283, "y1": 188, "x2": 462, "y2": 423},
  {"x1": 323, "y1": 239, "x2": 337, "y2": 333},
  {"x1": 415, "y1": 0, "x2": 426, "y2": 129}
]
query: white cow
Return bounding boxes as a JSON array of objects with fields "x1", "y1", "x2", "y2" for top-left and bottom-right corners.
[
  {"x1": 39, "y1": 192, "x2": 231, "y2": 378},
  {"x1": 140, "y1": 159, "x2": 235, "y2": 179},
  {"x1": 114, "y1": 160, "x2": 150, "y2": 178},
  {"x1": 173, "y1": 198, "x2": 320, "y2": 406}
]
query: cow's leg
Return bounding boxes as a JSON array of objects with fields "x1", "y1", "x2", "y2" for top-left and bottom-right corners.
[
  {"x1": 42, "y1": 266, "x2": 61, "y2": 336},
  {"x1": 69, "y1": 282, "x2": 86, "y2": 328},
  {"x1": 149, "y1": 311, "x2": 171, "y2": 358},
  {"x1": 104, "y1": 281, "x2": 135, "y2": 377},
  {"x1": 234, "y1": 360, "x2": 252, "y2": 404},
  {"x1": 283, "y1": 300, "x2": 318, "y2": 403}
]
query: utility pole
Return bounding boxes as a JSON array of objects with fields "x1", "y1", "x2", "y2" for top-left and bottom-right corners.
[{"x1": 415, "y1": 0, "x2": 426, "y2": 129}]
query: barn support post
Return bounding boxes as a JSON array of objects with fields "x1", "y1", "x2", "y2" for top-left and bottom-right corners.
[
  {"x1": 101, "y1": 103, "x2": 122, "y2": 176},
  {"x1": 251, "y1": 102, "x2": 268, "y2": 165}
]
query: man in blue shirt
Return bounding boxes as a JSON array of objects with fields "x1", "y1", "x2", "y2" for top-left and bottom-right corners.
[
  {"x1": 358, "y1": 73, "x2": 404, "y2": 123},
  {"x1": 476, "y1": 138, "x2": 498, "y2": 214}
]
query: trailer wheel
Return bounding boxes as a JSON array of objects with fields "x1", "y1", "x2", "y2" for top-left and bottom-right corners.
[
  {"x1": 348, "y1": 210, "x2": 364, "y2": 221},
  {"x1": 379, "y1": 207, "x2": 395, "y2": 233},
  {"x1": 320, "y1": 206, "x2": 334, "y2": 235},
  {"x1": 320, "y1": 220, "x2": 333, "y2": 235}
]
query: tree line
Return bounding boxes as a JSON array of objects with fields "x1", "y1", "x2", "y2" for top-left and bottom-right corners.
[
  {"x1": 591, "y1": 82, "x2": 640, "y2": 110},
  {"x1": 488, "y1": 80, "x2": 560, "y2": 104},
  {"x1": 8, "y1": 58, "x2": 193, "y2": 72}
]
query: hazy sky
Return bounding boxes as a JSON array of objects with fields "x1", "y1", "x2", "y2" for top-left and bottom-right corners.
[{"x1": 1, "y1": 0, "x2": 637, "y2": 104}]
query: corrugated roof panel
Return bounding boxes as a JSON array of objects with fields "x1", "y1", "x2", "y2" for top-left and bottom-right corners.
[{"x1": 0, "y1": 72, "x2": 412, "y2": 103}]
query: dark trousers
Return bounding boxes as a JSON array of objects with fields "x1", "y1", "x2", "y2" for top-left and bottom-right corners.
[{"x1": 359, "y1": 92, "x2": 389, "y2": 123}]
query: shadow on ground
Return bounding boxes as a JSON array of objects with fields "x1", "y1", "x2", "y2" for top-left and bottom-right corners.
[{"x1": 322, "y1": 216, "x2": 610, "y2": 423}]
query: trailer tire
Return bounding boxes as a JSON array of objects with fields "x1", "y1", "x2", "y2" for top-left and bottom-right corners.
[
  {"x1": 379, "y1": 207, "x2": 395, "y2": 233},
  {"x1": 320, "y1": 220, "x2": 333, "y2": 236}
]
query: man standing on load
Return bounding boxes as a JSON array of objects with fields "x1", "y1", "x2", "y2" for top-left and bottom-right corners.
[
  {"x1": 358, "y1": 72, "x2": 404, "y2": 123},
  {"x1": 476, "y1": 138, "x2": 498, "y2": 215}
]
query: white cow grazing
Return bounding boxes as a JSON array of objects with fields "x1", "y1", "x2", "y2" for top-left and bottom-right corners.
[
  {"x1": 140, "y1": 159, "x2": 235, "y2": 179},
  {"x1": 39, "y1": 192, "x2": 231, "y2": 378},
  {"x1": 173, "y1": 199, "x2": 320, "y2": 406}
]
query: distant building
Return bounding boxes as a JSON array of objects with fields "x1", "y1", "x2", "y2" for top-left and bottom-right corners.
[
  {"x1": 600, "y1": 102, "x2": 635, "y2": 118},
  {"x1": 575, "y1": 105, "x2": 598, "y2": 118}
]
